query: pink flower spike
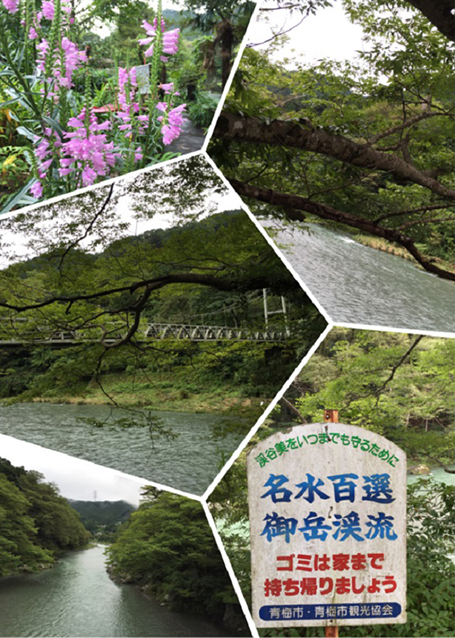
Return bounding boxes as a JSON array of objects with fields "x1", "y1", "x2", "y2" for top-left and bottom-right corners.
[
  {"x1": 30, "y1": 182, "x2": 43, "y2": 198},
  {"x1": 81, "y1": 165, "x2": 97, "y2": 186},
  {"x1": 142, "y1": 19, "x2": 156, "y2": 34},
  {"x1": 2, "y1": 0, "x2": 19, "y2": 13},
  {"x1": 60, "y1": 157, "x2": 75, "y2": 168},
  {"x1": 138, "y1": 37, "x2": 153, "y2": 46},
  {"x1": 40, "y1": 158, "x2": 53, "y2": 172},
  {"x1": 42, "y1": 1, "x2": 54, "y2": 20},
  {"x1": 29, "y1": 27, "x2": 38, "y2": 40}
]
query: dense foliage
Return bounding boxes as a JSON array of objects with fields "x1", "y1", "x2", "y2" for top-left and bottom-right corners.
[
  {"x1": 0, "y1": 0, "x2": 254, "y2": 211},
  {"x1": 0, "y1": 0, "x2": 192, "y2": 211},
  {"x1": 209, "y1": 0, "x2": 455, "y2": 281},
  {"x1": 107, "y1": 488, "x2": 249, "y2": 632},
  {"x1": 0, "y1": 457, "x2": 90, "y2": 576},
  {"x1": 290, "y1": 329, "x2": 455, "y2": 470}
]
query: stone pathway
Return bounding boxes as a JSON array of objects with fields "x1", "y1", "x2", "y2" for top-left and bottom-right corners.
[{"x1": 166, "y1": 117, "x2": 206, "y2": 155}]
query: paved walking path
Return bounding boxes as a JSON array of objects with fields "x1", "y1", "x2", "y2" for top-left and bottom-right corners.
[{"x1": 167, "y1": 117, "x2": 206, "y2": 154}]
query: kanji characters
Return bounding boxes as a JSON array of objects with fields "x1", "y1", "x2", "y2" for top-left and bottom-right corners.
[
  {"x1": 261, "y1": 474, "x2": 293, "y2": 503},
  {"x1": 328, "y1": 473, "x2": 359, "y2": 502},
  {"x1": 333, "y1": 511, "x2": 364, "y2": 542},
  {"x1": 299, "y1": 512, "x2": 332, "y2": 540},
  {"x1": 365, "y1": 512, "x2": 398, "y2": 540},
  {"x1": 295, "y1": 474, "x2": 329, "y2": 503},
  {"x1": 261, "y1": 512, "x2": 297, "y2": 543},
  {"x1": 362, "y1": 473, "x2": 395, "y2": 504}
]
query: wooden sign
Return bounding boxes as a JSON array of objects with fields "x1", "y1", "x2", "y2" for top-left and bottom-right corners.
[{"x1": 247, "y1": 423, "x2": 407, "y2": 628}]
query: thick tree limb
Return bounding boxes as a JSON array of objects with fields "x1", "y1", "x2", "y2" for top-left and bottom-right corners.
[
  {"x1": 215, "y1": 112, "x2": 455, "y2": 201},
  {"x1": 406, "y1": 0, "x2": 455, "y2": 43},
  {"x1": 0, "y1": 271, "x2": 294, "y2": 313},
  {"x1": 279, "y1": 396, "x2": 307, "y2": 423},
  {"x1": 229, "y1": 178, "x2": 455, "y2": 281}
]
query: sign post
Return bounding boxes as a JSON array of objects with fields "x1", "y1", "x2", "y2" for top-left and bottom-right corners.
[{"x1": 247, "y1": 420, "x2": 407, "y2": 631}]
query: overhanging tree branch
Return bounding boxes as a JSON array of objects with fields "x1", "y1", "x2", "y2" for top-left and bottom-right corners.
[
  {"x1": 0, "y1": 270, "x2": 295, "y2": 313},
  {"x1": 215, "y1": 112, "x2": 455, "y2": 201},
  {"x1": 229, "y1": 178, "x2": 455, "y2": 281}
]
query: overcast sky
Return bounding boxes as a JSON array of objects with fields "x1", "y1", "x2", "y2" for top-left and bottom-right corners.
[
  {"x1": 0, "y1": 434, "x2": 150, "y2": 505},
  {"x1": 249, "y1": 1, "x2": 367, "y2": 65}
]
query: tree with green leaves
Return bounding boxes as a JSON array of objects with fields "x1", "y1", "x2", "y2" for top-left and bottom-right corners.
[
  {"x1": 210, "y1": 0, "x2": 455, "y2": 280},
  {"x1": 0, "y1": 157, "x2": 325, "y2": 416},
  {"x1": 285, "y1": 329, "x2": 455, "y2": 471},
  {"x1": 107, "y1": 488, "x2": 249, "y2": 632},
  {"x1": 183, "y1": 0, "x2": 256, "y2": 87}
]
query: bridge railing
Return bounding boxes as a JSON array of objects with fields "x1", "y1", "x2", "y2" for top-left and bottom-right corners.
[{"x1": 0, "y1": 320, "x2": 287, "y2": 344}]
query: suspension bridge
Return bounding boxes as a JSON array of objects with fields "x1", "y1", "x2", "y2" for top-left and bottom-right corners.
[
  {"x1": 0, "y1": 322, "x2": 288, "y2": 346},
  {"x1": 0, "y1": 292, "x2": 291, "y2": 346}
]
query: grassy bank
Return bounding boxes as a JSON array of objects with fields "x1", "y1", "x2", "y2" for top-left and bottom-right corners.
[
  {"x1": 19, "y1": 370, "x2": 270, "y2": 417},
  {"x1": 354, "y1": 234, "x2": 455, "y2": 273}
]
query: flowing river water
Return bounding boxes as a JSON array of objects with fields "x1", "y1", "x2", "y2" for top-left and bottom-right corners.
[
  {"x1": 0, "y1": 403, "x2": 242, "y2": 494},
  {"x1": 266, "y1": 222, "x2": 455, "y2": 333},
  {"x1": 0, "y1": 545, "x2": 231, "y2": 637}
]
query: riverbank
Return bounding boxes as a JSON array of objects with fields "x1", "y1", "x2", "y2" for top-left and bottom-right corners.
[
  {"x1": 2, "y1": 370, "x2": 269, "y2": 416},
  {"x1": 298, "y1": 216, "x2": 455, "y2": 274}
]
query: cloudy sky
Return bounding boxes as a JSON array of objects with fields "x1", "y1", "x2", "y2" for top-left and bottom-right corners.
[
  {"x1": 249, "y1": 1, "x2": 367, "y2": 65},
  {"x1": 0, "y1": 434, "x2": 150, "y2": 505}
]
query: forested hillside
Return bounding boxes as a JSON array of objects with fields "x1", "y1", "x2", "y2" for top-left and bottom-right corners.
[
  {"x1": 69, "y1": 500, "x2": 136, "y2": 540},
  {"x1": 0, "y1": 458, "x2": 90, "y2": 577}
]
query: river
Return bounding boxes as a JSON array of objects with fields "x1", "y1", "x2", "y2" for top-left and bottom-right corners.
[
  {"x1": 266, "y1": 221, "x2": 455, "y2": 333},
  {"x1": 0, "y1": 404, "x2": 242, "y2": 495},
  {"x1": 0, "y1": 545, "x2": 231, "y2": 637}
]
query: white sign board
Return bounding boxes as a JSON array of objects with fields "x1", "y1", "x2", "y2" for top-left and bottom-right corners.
[
  {"x1": 247, "y1": 423, "x2": 406, "y2": 628},
  {"x1": 134, "y1": 64, "x2": 150, "y2": 95}
]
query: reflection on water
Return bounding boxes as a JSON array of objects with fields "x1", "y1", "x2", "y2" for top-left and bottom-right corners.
[
  {"x1": 0, "y1": 546, "x2": 230, "y2": 637},
  {"x1": 267, "y1": 221, "x2": 455, "y2": 333},
  {"x1": 0, "y1": 403, "x2": 242, "y2": 494}
]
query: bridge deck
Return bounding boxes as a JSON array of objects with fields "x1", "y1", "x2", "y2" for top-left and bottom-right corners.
[{"x1": 0, "y1": 323, "x2": 288, "y2": 346}]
